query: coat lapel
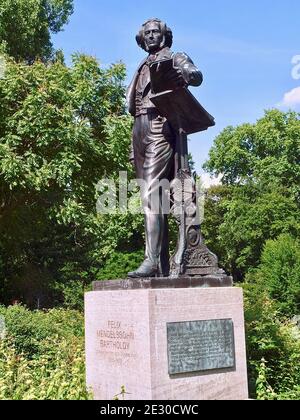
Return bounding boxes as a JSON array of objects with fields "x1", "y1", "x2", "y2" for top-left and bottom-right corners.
[
  {"x1": 126, "y1": 48, "x2": 173, "y2": 116},
  {"x1": 126, "y1": 57, "x2": 148, "y2": 116}
]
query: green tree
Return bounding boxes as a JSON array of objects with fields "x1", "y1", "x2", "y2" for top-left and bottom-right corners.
[
  {"x1": 203, "y1": 184, "x2": 299, "y2": 279},
  {"x1": 0, "y1": 0, "x2": 74, "y2": 62},
  {"x1": 0, "y1": 55, "x2": 134, "y2": 306},
  {"x1": 202, "y1": 110, "x2": 300, "y2": 279},
  {"x1": 204, "y1": 109, "x2": 300, "y2": 199}
]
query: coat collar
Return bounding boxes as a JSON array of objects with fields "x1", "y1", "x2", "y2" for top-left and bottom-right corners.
[
  {"x1": 138, "y1": 47, "x2": 172, "y2": 72},
  {"x1": 146, "y1": 47, "x2": 172, "y2": 64},
  {"x1": 154, "y1": 47, "x2": 173, "y2": 60},
  {"x1": 127, "y1": 48, "x2": 173, "y2": 116}
]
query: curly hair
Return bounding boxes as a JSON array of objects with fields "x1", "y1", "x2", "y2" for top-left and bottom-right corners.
[{"x1": 136, "y1": 18, "x2": 173, "y2": 52}]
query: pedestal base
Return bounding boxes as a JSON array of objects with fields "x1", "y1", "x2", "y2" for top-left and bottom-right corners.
[
  {"x1": 85, "y1": 286, "x2": 248, "y2": 400},
  {"x1": 92, "y1": 275, "x2": 233, "y2": 291}
]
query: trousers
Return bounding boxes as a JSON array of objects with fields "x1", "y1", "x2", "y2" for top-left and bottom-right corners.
[{"x1": 133, "y1": 112, "x2": 175, "y2": 275}]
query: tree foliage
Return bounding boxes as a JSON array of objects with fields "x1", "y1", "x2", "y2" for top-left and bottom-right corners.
[
  {"x1": 247, "y1": 234, "x2": 300, "y2": 317},
  {"x1": 243, "y1": 283, "x2": 300, "y2": 400},
  {"x1": 203, "y1": 110, "x2": 300, "y2": 279},
  {"x1": 0, "y1": 54, "x2": 134, "y2": 306},
  {"x1": 204, "y1": 109, "x2": 300, "y2": 199},
  {"x1": 0, "y1": 0, "x2": 74, "y2": 62},
  {"x1": 203, "y1": 184, "x2": 299, "y2": 279}
]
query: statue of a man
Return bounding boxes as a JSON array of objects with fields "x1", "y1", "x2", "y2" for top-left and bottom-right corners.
[{"x1": 127, "y1": 18, "x2": 203, "y2": 278}]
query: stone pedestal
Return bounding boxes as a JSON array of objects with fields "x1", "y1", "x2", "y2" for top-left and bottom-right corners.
[{"x1": 85, "y1": 283, "x2": 248, "y2": 400}]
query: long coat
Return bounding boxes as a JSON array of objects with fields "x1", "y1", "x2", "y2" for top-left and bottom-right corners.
[
  {"x1": 126, "y1": 47, "x2": 203, "y2": 164},
  {"x1": 126, "y1": 47, "x2": 203, "y2": 117}
]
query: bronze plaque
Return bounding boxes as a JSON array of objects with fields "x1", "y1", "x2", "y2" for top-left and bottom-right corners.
[{"x1": 167, "y1": 319, "x2": 235, "y2": 375}]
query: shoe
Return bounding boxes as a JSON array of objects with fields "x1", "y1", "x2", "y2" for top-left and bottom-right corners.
[{"x1": 128, "y1": 260, "x2": 158, "y2": 278}]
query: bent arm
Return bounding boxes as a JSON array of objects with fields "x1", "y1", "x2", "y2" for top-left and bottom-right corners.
[{"x1": 173, "y1": 52, "x2": 203, "y2": 87}]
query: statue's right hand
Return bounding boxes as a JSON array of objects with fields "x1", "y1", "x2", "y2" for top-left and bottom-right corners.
[{"x1": 165, "y1": 67, "x2": 186, "y2": 88}]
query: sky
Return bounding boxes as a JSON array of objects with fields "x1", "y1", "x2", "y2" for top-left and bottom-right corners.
[{"x1": 53, "y1": 0, "x2": 300, "y2": 178}]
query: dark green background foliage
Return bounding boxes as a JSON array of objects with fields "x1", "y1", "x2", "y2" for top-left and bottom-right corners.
[
  {"x1": 96, "y1": 250, "x2": 145, "y2": 281},
  {"x1": 243, "y1": 282, "x2": 300, "y2": 400},
  {"x1": 247, "y1": 234, "x2": 300, "y2": 318},
  {"x1": 203, "y1": 110, "x2": 300, "y2": 280},
  {"x1": 0, "y1": 54, "x2": 136, "y2": 307}
]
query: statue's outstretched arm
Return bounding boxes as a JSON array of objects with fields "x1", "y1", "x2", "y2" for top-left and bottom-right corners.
[{"x1": 173, "y1": 52, "x2": 203, "y2": 87}]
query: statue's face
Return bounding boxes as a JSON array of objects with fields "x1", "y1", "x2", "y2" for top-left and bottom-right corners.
[{"x1": 143, "y1": 21, "x2": 163, "y2": 53}]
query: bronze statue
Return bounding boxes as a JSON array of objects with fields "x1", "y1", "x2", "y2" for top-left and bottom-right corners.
[{"x1": 127, "y1": 18, "x2": 223, "y2": 279}]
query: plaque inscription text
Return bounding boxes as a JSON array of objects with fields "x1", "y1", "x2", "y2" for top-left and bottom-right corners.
[{"x1": 167, "y1": 319, "x2": 235, "y2": 375}]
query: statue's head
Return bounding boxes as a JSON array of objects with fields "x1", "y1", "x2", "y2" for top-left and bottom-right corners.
[{"x1": 136, "y1": 18, "x2": 173, "y2": 53}]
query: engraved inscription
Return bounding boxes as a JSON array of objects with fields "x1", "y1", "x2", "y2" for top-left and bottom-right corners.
[
  {"x1": 97, "y1": 320, "x2": 134, "y2": 350},
  {"x1": 167, "y1": 319, "x2": 235, "y2": 375},
  {"x1": 96, "y1": 320, "x2": 137, "y2": 366}
]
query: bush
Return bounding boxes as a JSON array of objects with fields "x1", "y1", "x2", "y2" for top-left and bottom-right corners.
[
  {"x1": 243, "y1": 283, "x2": 300, "y2": 400},
  {"x1": 0, "y1": 305, "x2": 84, "y2": 357},
  {"x1": 0, "y1": 305, "x2": 90, "y2": 400},
  {"x1": 247, "y1": 234, "x2": 300, "y2": 317},
  {"x1": 96, "y1": 250, "x2": 144, "y2": 281},
  {"x1": 0, "y1": 336, "x2": 90, "y2": 400}
]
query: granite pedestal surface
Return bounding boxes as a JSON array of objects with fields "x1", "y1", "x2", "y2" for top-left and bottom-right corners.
[{"x1": 85, "y1": 277, "x2": 249, "y2": 400}]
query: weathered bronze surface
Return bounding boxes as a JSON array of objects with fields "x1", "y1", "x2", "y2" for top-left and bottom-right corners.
[
  {"x1": 167, "y1": 319, "x2": 236, "y2": 375},
  {"x1": 126, "y1": 18, "x2": 228, "y2": 282},
  {"x1": 150, "y1": 88, "x2": 215, "y2": 135}
]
